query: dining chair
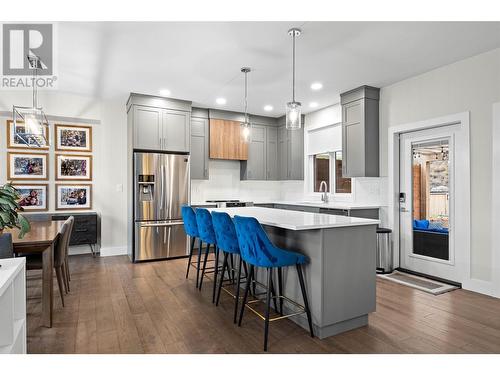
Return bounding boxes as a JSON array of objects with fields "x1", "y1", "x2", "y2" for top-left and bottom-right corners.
[
  {"x1": 25, "y1": 219, "x2": 72, "y2": 307},
  {"x1": 62, "y1": 216, "x2": 75, "y2": 292},
  {"x1": 233, "y1": 215, "x2": 314, "y2": 351}
]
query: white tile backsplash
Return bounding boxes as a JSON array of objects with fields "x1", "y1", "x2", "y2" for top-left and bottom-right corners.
[{"x1": 191, "y1": 159, "x2": 387, "y2": 209}]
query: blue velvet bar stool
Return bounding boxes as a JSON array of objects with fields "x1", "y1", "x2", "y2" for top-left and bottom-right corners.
[
  {"x1": 211, "y1": 211, "x2": 249, "y2": 323},
  {"x1": 195, "y1": 208, "x2": 221, "y2": 299},
  {"x1": 233, "y1": 215, "x2": 314, "y2": 352},
  {"x1": 181, "y1": 205, "x2": 202, "y2": 287}
]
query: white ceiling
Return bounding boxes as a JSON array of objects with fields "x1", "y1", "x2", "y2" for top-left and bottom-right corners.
[{"x1": 56, "y1": 21, "x2": 500, "y2": 116}]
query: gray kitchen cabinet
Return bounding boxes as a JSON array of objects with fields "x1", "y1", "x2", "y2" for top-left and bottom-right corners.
[
  {"x1": 132, "y1": 105, "x2": 162, "y2": 150},
  {"x1": 241, "y1": 125, "x2": 266, "y2": 180},
  {"x1": 190, "y1": 116, "x2": 209, "y2": 180},
  {"x1": 278, "y1": 126, "x2": 288, "y2": 180},
  {"x1": 277, "y1": 124, "x2": 304, "y2": 180},
  {"x1": 163, "y1": 109, "x2": 190, "y2": 152},
  {"x1": 266, "y1": 127, "x2": 278, "y2": 180},
  {"x1": 127, "y1": 93, "x2": 191, "y2": 152},
  {"x1": 319, "y1": 208, "x2": 349, "y2": 216},
  {"x1": 275, "y1": 204, "x2": 320, "y2": 213},
  {"x1": 340, "y1": 85, "x2": 380, "y2": 177}
]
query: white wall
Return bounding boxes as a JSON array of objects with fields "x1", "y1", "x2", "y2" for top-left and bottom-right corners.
[
  {"x1": 379, "y1": 47, "x2": 500, "y2": 282},
  {"x1": 0, "y1": 90, "x2": 128, "y2": 256}
]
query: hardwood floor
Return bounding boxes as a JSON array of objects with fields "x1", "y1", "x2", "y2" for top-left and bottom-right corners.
[{"x1": 26, "y1": 254, "x2": 500, "y2": 354}]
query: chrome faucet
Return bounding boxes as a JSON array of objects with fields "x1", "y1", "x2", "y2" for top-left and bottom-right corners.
[{"x1": 319, "y1": 181, "x2": 329, "y2": 203}]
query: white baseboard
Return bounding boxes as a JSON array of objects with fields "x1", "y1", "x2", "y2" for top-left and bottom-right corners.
[
  {"x1": 100, "y1": 246, "x2": 128, "y2": 257},
  {"x1": 68, "y1": 245, "x2": 92, "y2": 256},
  {"x1": 462, "y1": 278, "x2": 499, "y2": 298}
]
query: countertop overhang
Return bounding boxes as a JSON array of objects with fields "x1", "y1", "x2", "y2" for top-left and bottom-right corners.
[{"x1": 206, "y1": 206, "x2": 380, "y2": 231}]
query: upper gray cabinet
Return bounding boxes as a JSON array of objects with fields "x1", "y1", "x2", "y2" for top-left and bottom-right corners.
[
  {"x1": 340, "y1": 86, "x2": 380, "y2": 177},
  {"x1": 240, "y1": 124, "x2": 267, "y2": 180},
  {"x1": 266, "y1": 127, "x2": 278, "y2": 180},
  {"x1": 277, "y1": 119, "x2": 304, "y2": 180},
  {"x1": 190, "y1": 111, "x2": 209, "y2": 180},
  {"x1": 127, "y1": 93, "x2": 191, "y2": 152}
]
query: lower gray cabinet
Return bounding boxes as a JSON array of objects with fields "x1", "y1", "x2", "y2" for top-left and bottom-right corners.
[
  {"x1": 190, "y1": 117, "x2": 209, "y2": 180},
  {"x1": 319, "y1": 208, "x2": 349, "y2": 216}
]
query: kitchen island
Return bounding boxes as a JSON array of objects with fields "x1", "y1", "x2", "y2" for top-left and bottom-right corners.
[{"x1": 207, "y1": 206, "x2": 379, "y2": 339}]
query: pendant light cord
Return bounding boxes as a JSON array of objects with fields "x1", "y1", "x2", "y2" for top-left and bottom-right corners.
[
  {"x1": 292, "y1": 31, "x2": 296, "y2": 102},
  {"x1": 244, "y1": 70, "x2": 248, "y2": 123}
]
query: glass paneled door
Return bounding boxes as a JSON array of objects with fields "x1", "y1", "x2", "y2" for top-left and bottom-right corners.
[{"x1": 399, "y1": 126, "x2": 458, "y2": 282}]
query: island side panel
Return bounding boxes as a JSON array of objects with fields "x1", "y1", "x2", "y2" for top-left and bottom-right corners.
[
  {"x1": 262, "y1": 226, "x2": 324, "y2": 330},
  {"x1": 322, "y1": 224, "x2": 377, "y2": 329}
]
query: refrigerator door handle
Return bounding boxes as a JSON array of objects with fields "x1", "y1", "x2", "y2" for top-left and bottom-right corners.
[
  {"x1": 139, "y1": 221, "x2": 184, "y2": 228},
  {"x1": 160, "y1": 164, "x2": 165, "y2": 211}
]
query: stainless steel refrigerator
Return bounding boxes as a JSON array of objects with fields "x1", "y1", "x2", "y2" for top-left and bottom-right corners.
[{"x1": 133, "y1": 152, "x2": 190, "y2": 262}]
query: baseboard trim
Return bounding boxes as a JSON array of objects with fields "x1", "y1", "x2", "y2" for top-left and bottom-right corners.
[
  {"x1": 100, "y1": 246, "x2": 127, "y2": 257},
  {"x1": 462, "y1": 278, "x2": 498, "y2": 298}
]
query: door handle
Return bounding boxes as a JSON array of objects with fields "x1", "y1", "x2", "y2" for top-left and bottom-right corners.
[
  {"x1": 400, "y1": 207, "x2": 409, "y2": 212},
  {"x1": 160, "y1": 164, "x2": 165, "y2": 209}
]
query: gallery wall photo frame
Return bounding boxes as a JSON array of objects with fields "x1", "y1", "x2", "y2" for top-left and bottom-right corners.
[
  {"x1": 7, "y1": 151, "x2": 49, "y2": 180},
  {"x1": 55, "y1": 153, "x2": 93, "y2": 181},
  {"x1": 54, "y1": 124, "x2": 93, "y2": 152},
  {"x1": 55, "y1": 184, "x2": 92, "y2": 210},
  {"x1": 12, "y1": 183, "x2": 49, "y2": 212},
  {"x1": 6, "y1": 119, "x2": 50, "y2": 150}
]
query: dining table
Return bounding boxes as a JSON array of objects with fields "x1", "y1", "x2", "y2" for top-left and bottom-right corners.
[{"x1": 6, "y1": 220, "x2": 64, "y2": 328}]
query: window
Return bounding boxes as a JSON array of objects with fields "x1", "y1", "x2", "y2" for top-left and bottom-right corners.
[
  {"x1": 334, "y1": 152, "x2": 351, "y2": 194},
  {"x1": 311, "y1": 152, "x2": 351, "y2": 194},
  {"x1": 313, "y1": 154, "x2": 330, "y2": 192}
]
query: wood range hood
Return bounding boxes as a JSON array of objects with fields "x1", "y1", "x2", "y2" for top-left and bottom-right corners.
[{"x1": 209, "y1": 117, "x2": 248, "y2": 161}]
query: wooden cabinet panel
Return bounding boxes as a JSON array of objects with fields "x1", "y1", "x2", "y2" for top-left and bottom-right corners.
[{"x1": 209, "y1": 119, "x2": 248, "y2": 160}]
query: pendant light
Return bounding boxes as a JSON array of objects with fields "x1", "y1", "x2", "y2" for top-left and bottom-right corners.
[
  {"x1": 12, "y1": 55, "x2": 50, "y2": 147},
  {"x1": 286, "y1": 28, "x2": 302, "y2": 130},
  {"x1": 241, "y1": 67, "x2": 251, "y2": 142}
]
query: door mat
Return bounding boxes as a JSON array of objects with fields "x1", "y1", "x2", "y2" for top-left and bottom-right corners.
[{"x1": 377, "y1": 271, "x2": 459, "y2": 295}]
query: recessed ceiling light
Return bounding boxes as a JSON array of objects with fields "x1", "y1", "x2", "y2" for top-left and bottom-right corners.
[
  {"x1": 159, "y1": 89, "x2": 171, "y2": 96},
  {"x1": 264, "y1": 105, "x2": 273, "y2": 112},
  {"x1": 309, "y1": 102, "x2": 319, "y2": 108},
  {"x1": 310, "y1": 82, "x2": 323, "y2": 91},
  {"x1": 216, "y1": 97, "x2": 227, "y2": 105}
]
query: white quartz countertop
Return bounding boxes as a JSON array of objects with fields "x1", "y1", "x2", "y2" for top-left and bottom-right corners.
[
  {"x1": 207, "y1": 206, "x2": 380, "y2": 231},
  {"x1": 255, "y1": 201, "x2": 384, "y2": 210}
]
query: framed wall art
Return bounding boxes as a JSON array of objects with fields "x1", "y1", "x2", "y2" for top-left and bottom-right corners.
[
  {"x1": 6, "y1": 120, "x2": 49, "y2": 149},
  {"x1": 55, "y1": 154, "x2": 92, "y2": 181},
  {"x1": 56, "y1": 184, "x2": 92, "y2": 210},
  {"x1": 54, "y1": 124, "x2": 92, "y2": 152},
  {"x1": 12, "y1": 184, "x2": 49, "y2": 211},
  {"x1": 7, "y1": 151, "x2": 49, "y2": 180}
]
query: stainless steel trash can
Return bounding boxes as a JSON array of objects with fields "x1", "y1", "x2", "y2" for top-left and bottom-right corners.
[{"x1": 376, "y1": 227, "x2": 393, "y2": 274}]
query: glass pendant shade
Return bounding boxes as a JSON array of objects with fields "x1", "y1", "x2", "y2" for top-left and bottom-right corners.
[
  {"x1": 241, "y1": 121, "x2": 251, "y2": 142},
  {"x1": 286, "y1": 101, "x2": 302, "y2": 130},
  {"x1": 13, "y1": 105, "x2": 49, "y2": 147}
]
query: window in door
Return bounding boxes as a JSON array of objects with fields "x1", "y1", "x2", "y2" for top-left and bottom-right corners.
[{"x1": 412, "y1": 140, "x2": 449, "y2": 261}]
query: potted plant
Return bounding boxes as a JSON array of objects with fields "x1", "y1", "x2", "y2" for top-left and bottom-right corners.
[{"x1": 0, "y1": 183, "x2": 30, "y2": 238}]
